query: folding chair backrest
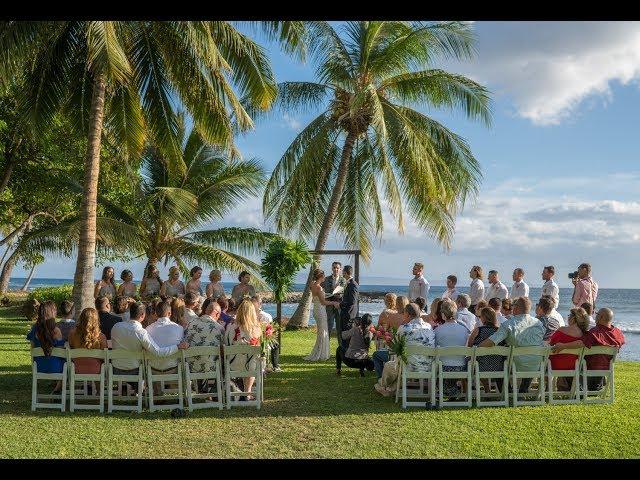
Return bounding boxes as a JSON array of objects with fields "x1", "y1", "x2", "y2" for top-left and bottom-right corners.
[
  {"x1": 31, "y1": 347, "x2": 67, "y2": 360},
  {"x1": 68, "y1": 348, "x2": 108, "y2": 361},
  {"x1": 404, "y1": 345, "x2": 437, "y2": 358},
  {"x1": 474, "y1": 345, "x2": 511, "y2": 358},
  {"x1": 549, "y1": 348, "x2": 583, "y2": 368},
  {"x1": 182, "y1": 345, "x2": 221, "y2": 359},
  {"x1": 145, "y1": 350, "x2": 182, "y2": 363},
  {"x1": 108, "y1": 349, "x2": 145, "y2": 361},
  {"x1": 224, "y1": 344, "x2": 261, "y2": 356},
  {"x1": 512, "y1": 346, "x2": 549, "y2": 356},
  {"x1": 583, "y1": 346, "x2": 618, "y2": 358},
  {"x1": 435, "y1": 346, "x2": 474, "y2": 357}
]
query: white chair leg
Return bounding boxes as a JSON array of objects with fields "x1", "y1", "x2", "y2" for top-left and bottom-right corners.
[
  {"x1": 31, "y1": 365, "x2": 37, "y2": 412},
  {"x1": 60, "y1": 364, "x2": 67, "y2": 412}
]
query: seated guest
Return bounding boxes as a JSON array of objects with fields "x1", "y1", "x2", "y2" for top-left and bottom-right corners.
[
  {"x1": 55, "y1": 300, "x2": 76, "y2": 342},
  {"x1": 544, "y1": 295, "x2": 565, "y2": 327},
  {"x1": 113, "y1": 295, "x2": 130, "y2": 322},
  {"x1": 441, "y1": 275, "x2": 460, "y2": 301},
  {"x1": 473, "y1": 299, "x2": 489, "y2": 327},
  {"x1": 381, "y1": 295, "x2": 410, "y2": 329},
  {"x1": 398, "y1": 303, "x2": 436, "y2": 372},
  {"x1": 455, "y1": 294, "x2": 475, "y2": 332},
  {"x1": 479, "y1": 297, "x2": 545, "y2": 393},
  {"x1": 118, "y1": 269, "x2": 137, "y2": 298},
  {"x1": 378, "y1": 293, "x2": 398, "y2": 327},
  {"x1": 161, "y1": 266, "x2": 186, "y2": 299},
  {"x1": 581, "y1": 302, "x2": 596, "y2": 329},
  {"x1": 111, "y1": 302, "x2": 188, "y2": 388},
  {"x1": 27, "y1": 301, "x2": 65, "y2": 392},
  {"x1": 224, "y1": 300, "x2": 263, "y2": 398},
  {"x1": 536, "y1": 297, "x2": 560, "y2": 341},
  {"x1": 548, "y1": 307, "x2": 590, "y2": 390},
  {"x1": 186, "y1": 266, "x2": 204, "y2": 296},
  {"x1": 95, "y1": 296, "x2": 121, "y2": 341},
  {"x1": 336, "y1": 314, "x2": 375, "y2": 377},
  {"x1": 206, "y1": 269, "x2": 225, "y2": 299},
  {"x1": 184, "y1": 292, "x2": 200, "y2": 324},
  {"x1": 23, "y1": 298, "x2": 40, "y2": 323},
  {"x1": 185, "y1": 299, "x2": 224, "y2": 391},
  {"x1": 146, "y1": 301, "x2": 185, "y2": 382},
  {"x1": 226, "y1": 297, "x2": 238, "y2": 321},
  {"x1": 198, "y1": 299, "x2": 226, "y2": 334},
  {"x1": 215, "y1": 296, "x2": 234, "y2": 327},
  {"x1": 435, "y1": 299, "x2": 469, "y2": 396},
  {"x1": 426, "y1": 298, "x2": 443, "y2": 327},
  {"x1": 552, "y1": 307, "x2": 625, "y2": 391},
  {"x1": 231, "y1": 271, "x2": 257, "y2": 304},
  {"x1": 467, "y1": 307, "x2": 506, "y2": 393},
  {"x1": 142, "y1": 298, "x2": 161, "y2": 329},
  {"x1": 170, "y1": 297, "x2": 187, "y2": 329},
  {"x1": 251, "y1": 294, "x2": 280, "y2": 372},
  {"x1": 501, "y1": 298, "x2": 513, "y2": 319},
  {"x1": 488, "y1": 297, "x2": 508, "y2": 324},
  {"x1": 414, "y1": 297, "x2": 431, "y2": 323},
  {"x1": 68, "y1": 307, "x2": 108, "y2": 377}
]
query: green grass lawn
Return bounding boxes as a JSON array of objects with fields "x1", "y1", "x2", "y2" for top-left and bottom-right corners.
[{"x1": 1, "y1": 306, "x2": 640, "y2": 459}]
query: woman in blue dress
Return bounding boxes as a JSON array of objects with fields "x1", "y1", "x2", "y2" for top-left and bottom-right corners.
[{"x1": 27, "y1": 301, "x2": 66, "y2": 393}]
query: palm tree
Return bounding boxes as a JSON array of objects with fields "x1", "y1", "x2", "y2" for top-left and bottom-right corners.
[
  {"x1": 264, "y1": 21, "x2": 492, "y2": 327},
  {"x1": 0, "y1": 21, "x2": 305, "y2": 312}
]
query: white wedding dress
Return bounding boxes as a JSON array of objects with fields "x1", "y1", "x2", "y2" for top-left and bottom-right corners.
[{"x1": 304, "y1": 290, "x2": 331, "y2": 361}]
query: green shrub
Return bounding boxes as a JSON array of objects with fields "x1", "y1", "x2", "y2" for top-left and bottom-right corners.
[{"x1": 27, "y1": 284, "x2": 74, "y2": 306}]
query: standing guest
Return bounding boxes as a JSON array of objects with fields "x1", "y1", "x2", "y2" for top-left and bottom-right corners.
[
  {"x1": 139, "y1": 265, "x2": 163, "y2": 301},
  {"x1": 95, "y1": 296, "x2": 121, "y2": 341},
  {"x1": 186, "y1": 266, "x2": 204, "y2": 296},
  {"x1": 408, "y1": 262, "x2": 430, "y2": 303},
  {"x1": 146, "y1": 301, "x2": 185, "y2": 391},
  {"x1": 467, "y1": 307, "x2": 506, "y2": 393},
  {"x1": 118, "y1": 270, "x2": 137, "y2": 298},
  {"x1": 434, "y1": 299, "x2": 469, "y2": 397},
  {"x1": 455, "y1": 294, "x2": 475, "y2": 332},
  {"x1": 486, "y1": 270, "x2": 509, "y2": 301},
  {"x1": 206, "y1": 269, "x2": 225, "y2": 300},
  {"x1": 322, "y1": 261, "x2": 346, "y2": 337},
  {"x1": 501, "y1": 298, "x2": 513, "y2": 319},
  {"x1": 510, "y1": 268, "x2": 529, "y2": 299},
  {"x1": 377, "y1": 293, "x2": 398, "y2": 328},
  {"x1": 68, "y1": 308, "x2": 108, "y2": 377},
  {"x1": 468, "y1": 266, "x2": 485, "y2": 314},
  {"x1": 581, "y1": 303, "x2": 596, "y2": 329},
  {"x1": 231, "y1": 271, "x2": 256, "y2": 304},
  {"x1": 572, "y1": 263, "x2": 599, "y2": 308},
  {"x1": 183, "y1": 292, "x2": 200, "y2": 324},
  {"x1": 94, "y1": 266, "x2": 117, "y2": 300},
  {"x1": 488, "y1": 297, "x2": 508, "y2": 325},
  {"x1": 535, "y1": 297, "x2": 560, "y2": 341},
  {"x1": 112, "y1": 295, "x2": 130, "y2": 322},
  {"x1": 111, "y1": 302, "x2": 188, "y2": 389},
  {"x1": 27, "y1": 301, "x2": 65, "y2": 392},
  {"x1": 541, "y1": 266, "x2": 560, "y2": 308},
  {"x1": 548, "y1": 307, "x2": 590, "y2": 390},
  {"x1": 552, "y1": 307, "x2": 625, "y2": 391},
  {"x1": 224, "y1": 300, "x2": 263, "y2": 399},
  {"x1": 216, "y1": 296, "x2": 234, "y2": 327},
  {"x1": 55, "y1": 300, "x2": 76, "y2": 342},
  {"x1": 380, "y1": 295, "x2": 410, "y2": 330},
  {"x1": 170, "y1": 297, "x2": 187, "y2": 329},
  {"x1": 184, "y1": 299, "x2": 224, "y2": 391},
  {"x1": 338, "y1": 265, "x2": 359, "y2": 349},
  {"x1": 542, "y1": 295, "x2": 565, "y2": 327},
  {"x1": 252, "y1": 294, "x2": 283, "y2": 372},
  {"x1": 441, "y1": 275, "x2": 460, "y2": 301},
  {"x1": 479, "y1": 297, "x2": 545, "y2": 393},
  {"x1": 161, "y1": 266, "x2": 186, "y2": 298},
  {"x1": 336, "y1": 314, "x2": 375, "y2": 377}
]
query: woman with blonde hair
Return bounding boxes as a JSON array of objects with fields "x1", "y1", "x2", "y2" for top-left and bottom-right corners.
[
  {"x1": 206, "y1": 269, "x2": 225, "y2": 299},
  {"x1": 68, "y1": 308, "x2": 108, "y2": 375},
  {"x1": 549, "y1": 307, "x2": 591, "y2": 390},
  {"x1": 382, "y1": 295, "x2": 410, "y2": 329},
  {"x1": 377, "y1": 293, "x2": 397, "y2": 328},
  {"x1": 161, "y1": 266, "x2": 185, "y2": 298},
  {"x1": 170, "y1": 297, "x2": 187, "y2": 329},
  {"x1": 224, "y1": 300, "x2": 263, "y2": 398}
]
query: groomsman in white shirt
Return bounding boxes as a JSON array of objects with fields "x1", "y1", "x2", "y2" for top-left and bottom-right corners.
[
  {"x1": 511, "y1": 268, "x2": 530, "y2": 299},
  {"x1": 409, "y1": 262, "x2": 430, "y2": 303},
  {"x1": 541, "y1": 265, "x2": 560, "y2": 307},
  {"x1": 486, "y1": 270, "x2": 509, "y2": 300},
  {"x1": 441, "y1": 275, "x2": 460, "y2": 300}
]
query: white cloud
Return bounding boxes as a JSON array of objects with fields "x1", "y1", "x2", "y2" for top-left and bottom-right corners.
[
  {"x1": 452, "y1": 22, "x2": 640, "y2": 125},
  {"x1": 281, "y1": 113, "x2": 301, "y2": 131}
]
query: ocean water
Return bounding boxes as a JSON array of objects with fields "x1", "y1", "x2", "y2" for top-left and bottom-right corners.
[{"x1": 9, "y1": 279, "x2": 639, "y2": 361}]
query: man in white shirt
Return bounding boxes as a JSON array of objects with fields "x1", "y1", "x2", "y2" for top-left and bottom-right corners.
[
  {"x1": 486, "y1": 270, "x2": 509, "y2": 301},
  {"x1": 541, "y1": 295, "x2": 565, "y2": 327},
  {"x1": 441, "y1": 275, "x2": 460, "y2": 301},
  {"x1": 488, "y1": 297, "x2": 508, "y2": 324},
  {"x1": 511, "y1": 268, "x2": 529, "y2": 299},
  {"x1": 110, "y1": 302, "x2": 188, "y2": 375},
  {"x1": 468, "y1": 265, "x2": 485, "y2": 314},
  {"x1": 455, "y1": 294, "x2": 476, "y2": 332},
  {"x1": 541, "y1": 265, "x2": 560, "y2": 308},
  {"x1": 184, "y1": 292, "x2": 201, "y2": 325},
  {"x1": 146, "y1": 301, "x2": 186, "y2": 373},
  {"x1": 409, "y1": 262, "x2": 430, "y2": 303}
]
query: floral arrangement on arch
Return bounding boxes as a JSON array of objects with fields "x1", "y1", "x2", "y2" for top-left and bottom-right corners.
[{"x1": 369, "y1": 324, "x2": 407, "y2": 363}]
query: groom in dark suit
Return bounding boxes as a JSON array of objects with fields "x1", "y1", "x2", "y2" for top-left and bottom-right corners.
[{"x1": 338, "y1": 265, "x2": 359, "y2": 350}]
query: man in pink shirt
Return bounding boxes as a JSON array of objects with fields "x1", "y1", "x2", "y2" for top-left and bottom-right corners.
[{"x1": 572, "y1": 263, "x2": 598, "y2": 308}]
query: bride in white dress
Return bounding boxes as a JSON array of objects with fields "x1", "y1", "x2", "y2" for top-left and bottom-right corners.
[{"x1": 304, "y1": 269, "x2": 340, "y2": 361}]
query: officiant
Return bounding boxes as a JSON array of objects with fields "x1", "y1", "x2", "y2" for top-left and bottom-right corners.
[{"x1": 322, "y1": 261, "x2": 346, "y2": 339}]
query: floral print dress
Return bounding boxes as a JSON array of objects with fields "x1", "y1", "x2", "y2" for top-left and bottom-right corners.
[{"x1": 398, "y1": 318, "x2": 436, "y2": 372}]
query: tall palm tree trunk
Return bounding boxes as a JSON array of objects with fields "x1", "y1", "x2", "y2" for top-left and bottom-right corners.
[
  {"x1": 287, "y1": 131, "x2": 357, "y2": 328},
  {"x1": 20, "y1": 264, "x2": 36, "y2": 291},
  {"x1": 71, "y1": 75, "x2": 107, "y2": 316}
]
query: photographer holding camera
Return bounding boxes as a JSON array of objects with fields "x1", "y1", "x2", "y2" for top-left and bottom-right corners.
[{"x1": 571, "y1": 263, "x2": 599, "y2": 309}]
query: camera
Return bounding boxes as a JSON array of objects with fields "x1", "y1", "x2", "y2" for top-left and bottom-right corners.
[{"x1": 568, "y1": 271, "x2": 579, "y2": 279}]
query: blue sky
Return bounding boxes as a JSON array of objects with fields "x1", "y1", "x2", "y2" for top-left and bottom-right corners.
[{"x1": 10, "y1": 21, "x2": 640, "y2": 288}]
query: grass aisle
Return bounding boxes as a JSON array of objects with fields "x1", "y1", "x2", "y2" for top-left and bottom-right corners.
[{"x1": 1, "y1": 306, "x2": 639, "y2": 458}]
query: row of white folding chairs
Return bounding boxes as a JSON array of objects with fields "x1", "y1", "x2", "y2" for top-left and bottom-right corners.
[
  {"x1": 396, "y1": 345, "x2": 618, "y2": 409},
  {"x1": 30, "y1": 344, "x2": 264, "y2": 413}
]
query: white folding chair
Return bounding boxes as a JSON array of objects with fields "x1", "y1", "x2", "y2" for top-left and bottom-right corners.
[
  {"x1": 223, "y1": 344, "x2": 263, "y2": 409},
  {"x1": 436, "y1": 346, "x2": 475, "y2": 408},
  {"x1": 511, "y1": 346, "x2": 550, "y2": 406},
  {"x1": 146, "y1": 351, "x2": 184, "y2": 412},
  {"x1": 107, "y1": 350, "x2": 145, "y2": 413},
  {"x1": 68, "y1": 348, "x2": 108, "y2": 413},
  {"x1": 30, "y1": 347, "x2": 68, "y2": 412},
  {"x1": 400, "y1": 345, "x2": 437, "y2": 409},
  {"x1": 547, "y1": 348, "x2": 584, "y2": 405},
  {"x1": 474, "y1": 346, "x2": 512, "y2": 407},
  {"x1": 182, "y1": 346, "x2": 224, "y2": 411},
  {"x1": 580, "y1": 346, "x2": 618, "y2": 404}
]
